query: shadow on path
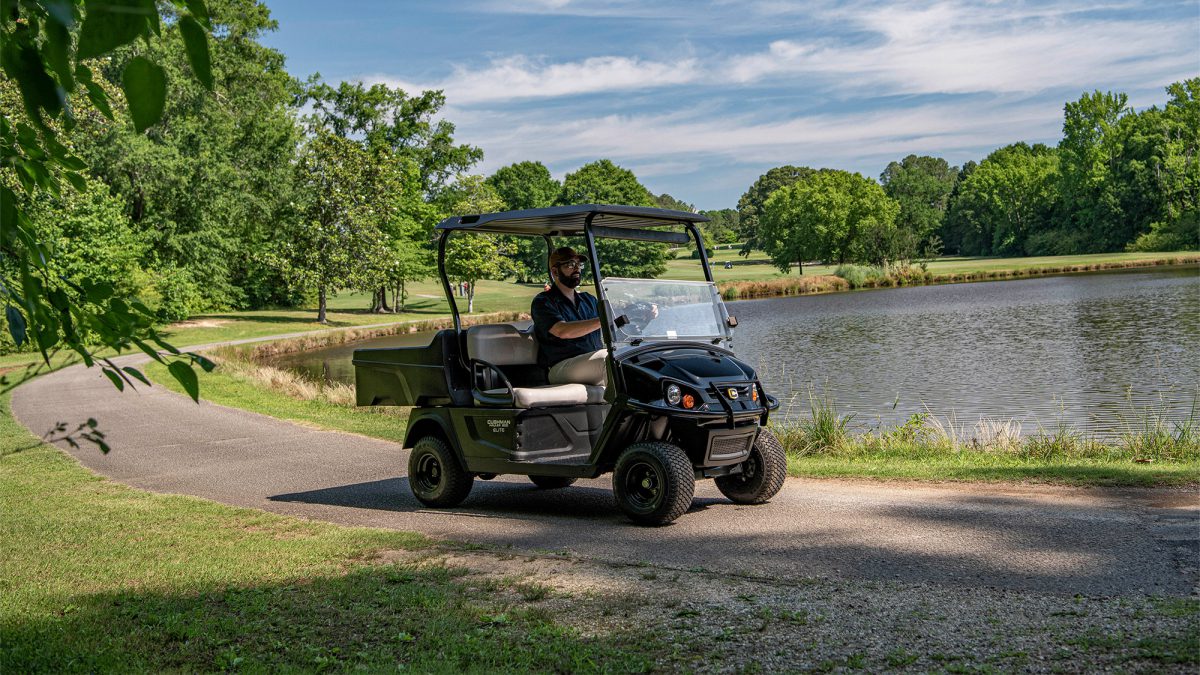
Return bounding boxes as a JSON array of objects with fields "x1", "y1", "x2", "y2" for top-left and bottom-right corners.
[{"x1": 270, "y1": 478, "x2": 726, "y2": 522}]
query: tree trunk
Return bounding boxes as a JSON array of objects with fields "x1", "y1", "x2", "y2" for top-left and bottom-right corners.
[
  {"x1": 797, "y1": 259, "x2": 804, "y2": 275},
  {"x1": 466, "y1": 282, "x2": 474, "y2": 313},
  {"x1": 380, "y1": 285, "x2": 392, "y2": 312},
  {"x1": 370, "y1": 286, "x2": 392, "y2": 313},
  {"x1": 317, "y1": 286, "x2": 328, "y2": 324}
]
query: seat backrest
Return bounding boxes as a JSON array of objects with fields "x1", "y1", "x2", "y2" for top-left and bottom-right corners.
[{"x1": 465, "y1": 324, "x2": 538, "y2": 366}]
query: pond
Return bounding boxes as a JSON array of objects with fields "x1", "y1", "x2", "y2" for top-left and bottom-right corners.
[{"x1": 266, "y1": 267, "x2": 1200, "y2": 437}]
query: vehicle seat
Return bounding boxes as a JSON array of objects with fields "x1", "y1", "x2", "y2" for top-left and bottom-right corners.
[{"x1": 465, "y1": 324, "x2": 605, "y2": 408}]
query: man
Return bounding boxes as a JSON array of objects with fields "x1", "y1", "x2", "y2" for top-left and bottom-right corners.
[{"x1": 530, "y1": 246, "x2": 606, "y2": 386}]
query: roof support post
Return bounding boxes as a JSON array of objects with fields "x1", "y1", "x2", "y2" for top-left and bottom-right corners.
[
  {"x1": 437, "y1": 230, "x2": 461, "y2": 333},
  {"x1": 685, "y1": 222, "x2": 715, "y2": 283}
]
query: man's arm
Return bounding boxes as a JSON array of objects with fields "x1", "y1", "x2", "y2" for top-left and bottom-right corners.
[{"x1": 549, "y1": 318, "x2": 601, "y2": 339}]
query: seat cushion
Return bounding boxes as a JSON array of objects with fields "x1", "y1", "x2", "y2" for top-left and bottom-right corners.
[{"x1": 484, "y1": 384, "x2": 605, "y2": 408}]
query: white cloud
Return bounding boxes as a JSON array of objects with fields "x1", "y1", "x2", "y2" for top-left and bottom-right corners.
[
  {"x1": 364, "y1": 55, "x2": 701, "y2": 104},
  {"x1": 464, "y1": 96, "x2": 1062, "y2": 177},
  {"x1": 721, "y1": 2, "x2": 1196, "y2": 95},
  {"x1": 370, "y1": 1, "x2": 1193, "y2": 105}
]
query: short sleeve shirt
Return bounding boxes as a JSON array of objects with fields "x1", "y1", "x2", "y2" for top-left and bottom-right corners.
[{"x1": 531, "y1": 288, "x2": 602, "y2": 368}]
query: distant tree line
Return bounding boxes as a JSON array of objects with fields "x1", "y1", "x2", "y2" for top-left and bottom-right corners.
[{"x1": 736, "y1": 80, "x2": 1199, "y2": 274}]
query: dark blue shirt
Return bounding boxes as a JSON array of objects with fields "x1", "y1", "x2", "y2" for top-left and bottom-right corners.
[{"x1": 531, "y1": 288, "x2": 602, "y2": 368}]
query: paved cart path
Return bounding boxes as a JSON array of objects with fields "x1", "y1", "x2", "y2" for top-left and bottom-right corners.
[{"x1": 12, "y1": 353, "x2": 1199, "y2": 597}]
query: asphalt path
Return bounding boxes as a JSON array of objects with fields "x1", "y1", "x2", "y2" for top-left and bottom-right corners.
[{"x1": 12, "y1": 351, "x2": 1199, "y2": 597}]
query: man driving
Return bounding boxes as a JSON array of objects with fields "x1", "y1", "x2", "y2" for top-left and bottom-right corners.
[{"x1": 530, "y1": 247, "x2": 606, "y2": 386}]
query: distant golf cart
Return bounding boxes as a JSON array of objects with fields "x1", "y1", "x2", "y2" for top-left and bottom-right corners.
[{"x1": 353, "y1": 205, "x2": 785, "y2": 525}]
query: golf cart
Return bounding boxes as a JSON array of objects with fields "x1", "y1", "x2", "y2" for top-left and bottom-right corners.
[{"x1": 353, "y1": 205, "x2": 785, "y2": 525}]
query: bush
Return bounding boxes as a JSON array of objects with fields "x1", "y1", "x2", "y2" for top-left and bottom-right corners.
[
  {"x1": 833, "y1": 264, "x2": 885, "y2": 288},
  {"x1": 141, "y1": 266, "x2": 208, "y2": 322},
  {"x1": 1127, "y1": 212, "x2": 1200, "y2": 252}
]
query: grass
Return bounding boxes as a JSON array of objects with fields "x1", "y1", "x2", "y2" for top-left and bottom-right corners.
[
  {"x1": 769, "y1": 392, "x2": 1200, "y2": 486},
  {"x1": 0, "y1": 386, "x2": 654, "y2": 672}
]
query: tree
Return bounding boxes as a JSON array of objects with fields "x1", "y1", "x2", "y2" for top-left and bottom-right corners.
[
  {"x1": 736, "y1": 166, "x2": 816, "y2": 254},
  {"x1": 488, "y1": 161, "x2": 559, "y2": 211},
  {"x1": 2, "y1": 0, "x2": 216, "y2": 404},
  {"x1": 303, "y1": 78, "x2": 482, "y2": 198},
  {"x1": 486, "y1": 161, "x2": 559, "y2": 283},
  {"x1": 1056, "y1": 90, "x2": 1132, "y2": 251},
  {"x1": 1124, "y1": 78, "x2": 1200, "y2": 251},
  {"x1": 946, "y1": 144, "x2": 1060, "y2": 256},
  {"x1": 556, "y1": 159, "x2": 669, "y2": 278},
  {"x1": 759, "y1": 170, "x2": 899, "y2": 273},
  {"x1": 304, "y1": 78, "x2": 479, "y2": 309},
  {"x1": 879, "y1": 155, "x2": 958, "y2": 260},
  {"x1": 699, "y1": 208, "x2": 740, "y2": 245},
  {"x1": 71, "y1": 0, "x2": 302, "y2": 314},
  {"x1": 440, "y1": 176, "x2": 511, "y2": 313},
  {"x1": 279, "y1": 131, "x2": 389, "y2": 324}
]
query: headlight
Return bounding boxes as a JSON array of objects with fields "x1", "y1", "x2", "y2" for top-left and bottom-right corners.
[{"x1": 665, "y1": 384, "x2": 682, "y2": 405}]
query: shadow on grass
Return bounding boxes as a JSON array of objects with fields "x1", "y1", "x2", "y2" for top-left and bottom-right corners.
[
  {"x1": 0, "y1": 563, "x2": 654, "y2": 673},
  {"x1": 270, "y1": 477, "x2": 726, "y2": 522}
]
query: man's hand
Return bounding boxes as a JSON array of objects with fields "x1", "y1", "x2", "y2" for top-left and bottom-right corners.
[{"x1": 549, "y1": 318, "x2": 602, "y2": 339}]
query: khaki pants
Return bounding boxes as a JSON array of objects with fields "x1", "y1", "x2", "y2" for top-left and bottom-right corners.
[{"x1": 547, "y1": 349, "x2": 607, "y2": 386}]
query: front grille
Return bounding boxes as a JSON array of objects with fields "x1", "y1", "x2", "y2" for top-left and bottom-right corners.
[{"x1": 707, "y1": 432, "x2": 755, "y2": 462}]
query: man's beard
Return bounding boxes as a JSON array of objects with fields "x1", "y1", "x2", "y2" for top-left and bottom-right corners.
[{"x1": 561, "y1": 274, "x2": 582, "y2": 289}]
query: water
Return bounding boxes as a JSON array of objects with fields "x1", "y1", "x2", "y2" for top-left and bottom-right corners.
[{"x1": 268, "y1": 267, "x2": 1200, "y2": 436}]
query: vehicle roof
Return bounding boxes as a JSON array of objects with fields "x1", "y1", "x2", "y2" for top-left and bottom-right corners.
[{"x1": 435, "y1": 204, "x2": 709, "y2": 236}]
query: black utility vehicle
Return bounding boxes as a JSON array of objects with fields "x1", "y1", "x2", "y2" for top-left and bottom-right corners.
[{"x1": 353, "y1": 205, "x2": 786, "y2": 525}]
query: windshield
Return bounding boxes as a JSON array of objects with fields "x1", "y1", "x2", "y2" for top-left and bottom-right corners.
[{"x1": 602, "y1": 278, "x2": 728, "y2": 345}]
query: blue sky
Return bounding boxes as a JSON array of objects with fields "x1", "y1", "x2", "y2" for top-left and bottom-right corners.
[{"x1": 262, "y1": 0, "x2": 1199, "y2": 210}]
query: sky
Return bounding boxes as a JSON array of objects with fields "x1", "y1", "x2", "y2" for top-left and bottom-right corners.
[{"x1": 261, "y1": 0, "x2": 1199, "y2": 210}]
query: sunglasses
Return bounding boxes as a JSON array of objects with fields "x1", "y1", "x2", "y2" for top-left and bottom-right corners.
[{"x1": 556, "y1": 261, "x2": 583, "y2": 271}]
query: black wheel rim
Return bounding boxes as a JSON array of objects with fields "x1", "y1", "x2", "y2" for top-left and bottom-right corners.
[
  {"x1": 624, "y1": 460, "x2": 663, "y2": 512},
  {"x1": 734, "y1": 451, "x2": 760, "y2": 486},
  {"x1": 413, "y1": 452, "x2": 442, "y2": 494}
]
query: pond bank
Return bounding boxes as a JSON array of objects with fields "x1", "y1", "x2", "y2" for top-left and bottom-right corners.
[{"x1": 718, "y1": 253, "x2": 1200, "y2": 300}]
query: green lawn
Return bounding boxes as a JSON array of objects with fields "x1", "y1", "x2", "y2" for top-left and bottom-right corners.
[
  {"x1": 664, "y1": 249, "x2": 1200, "y2": 281},
  {"x1": 0, "y1": 386, "x2": 653, "y2": 672}
]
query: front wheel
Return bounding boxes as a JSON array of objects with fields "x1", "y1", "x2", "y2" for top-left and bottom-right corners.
[
  {"x1": 613, "y1": 442, "x2": 695, "y2": 525},
  {"x1": 715, "y1": 428, "x2": 787, "y2": 504},
  {"x1": 408, "y1": 435, "x2": 473, "y2": 507}
]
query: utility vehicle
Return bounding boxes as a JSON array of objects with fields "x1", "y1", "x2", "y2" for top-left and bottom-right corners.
[{"x1": 353, "y1": 205, "x2": 786, "y2": 525}]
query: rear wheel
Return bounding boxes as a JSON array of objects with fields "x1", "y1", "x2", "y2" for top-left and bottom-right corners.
[
  {"x1": 715, "y1": 428, "x2": 787, "y2": 504},
  {"x1": 529, "y1": 475, "x2": 577, "y2": 489},
  {"x1": 613, "y1": 442, "x2": 695, "y2": 525},
  {"x1": 408, "y1": 435, "x2": 473, "y2": 507}
]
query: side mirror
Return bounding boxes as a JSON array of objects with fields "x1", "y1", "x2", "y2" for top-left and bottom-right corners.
[{"x1": 726, "y1": 316, "x2": 738, "y2": 328}]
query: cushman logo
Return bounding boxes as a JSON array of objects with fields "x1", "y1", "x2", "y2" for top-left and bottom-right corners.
[
  {"x1": 727, "y1": 388, "x2": 739, "y2": 399},
  {"x1": 486, "y1": 419, "x2": 511, "y2": 433}
]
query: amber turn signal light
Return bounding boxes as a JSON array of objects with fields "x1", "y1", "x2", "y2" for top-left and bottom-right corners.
[
  {"x1": 682, "y1": 394, "x2": 696, "y2": 409},
  {"x1": 751, "y1": 387, "x2": 759, "y2": 403}
]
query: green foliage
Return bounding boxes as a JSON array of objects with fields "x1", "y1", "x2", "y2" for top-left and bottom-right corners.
[
  {"x1": 737, "y1": 165, "x2": 817, "y2": 254},
  {"x1": 440, "y1": 176, "x2": 513, "y2": 313},
  {"x1": 880, "y1": 155, "x2": 958, "y2": 260},
  {"x1": 488, "y1": 160, "x2": 560, "y2": 211},
  {"x1": 303, "y1": 77, "x2": 482, "y2": 197},
  {"x1": 945, "y1": 143, "x2": 1060, "y2": 256},
  {"x1": 276, "y1": 131, "x2": 390, "y2": 323},
  {"x1": 487, "y1": 161, "x2": 560, "y2": 282},
  {"x1": 556, "y1": 159, "x2": 669, "y2": 278},
  {"x1": 0, "y1": 0, "x2": 216, "y2": 399},
  {"x1": 759, "y1": 169, "x2": 899, "y2": 272},
  {"x1": 699, "y1": 208, "x2": 740, "y2": 244}
]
